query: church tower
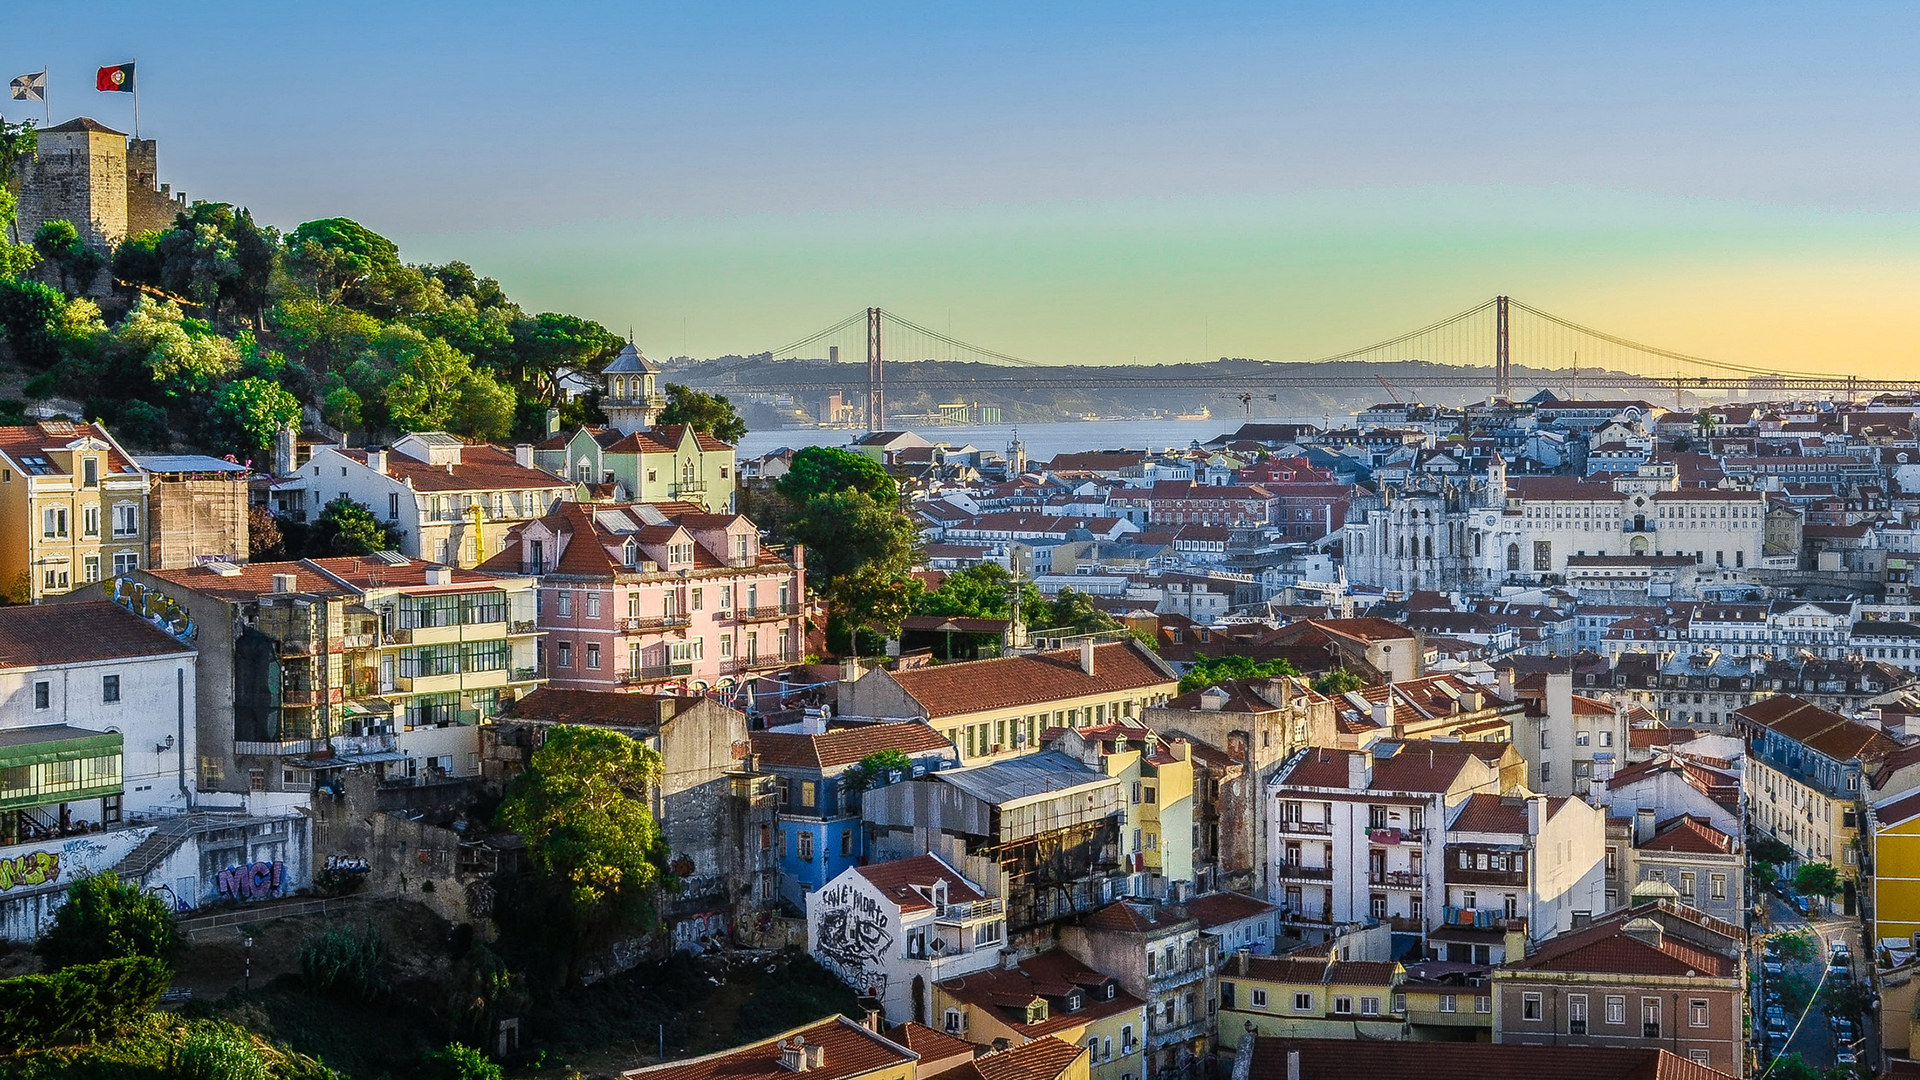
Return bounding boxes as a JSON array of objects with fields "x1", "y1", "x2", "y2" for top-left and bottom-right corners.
[{"x1": 600, "y1": 342, "x2": 665, "y2": 435}]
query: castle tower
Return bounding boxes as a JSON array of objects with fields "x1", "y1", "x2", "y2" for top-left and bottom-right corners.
[
  {"x1": 16, "y1": 117, "x2": 130, "y2": 248},
  {"x1": 600, "y1": 341, "x2": 665, "y2": 435}
]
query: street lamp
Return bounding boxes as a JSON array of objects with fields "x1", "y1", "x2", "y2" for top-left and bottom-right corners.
[{"x1": 243, "y1": 936, "x2": 254, "y2": 993}]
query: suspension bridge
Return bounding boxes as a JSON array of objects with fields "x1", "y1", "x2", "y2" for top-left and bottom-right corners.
[{"x1": 683, "y1": 297, "x2": 1917, "y2": 424}]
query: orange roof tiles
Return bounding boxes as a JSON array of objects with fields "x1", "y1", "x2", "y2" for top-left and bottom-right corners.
[
  {"x1": 853, "y1": 855, "x2": 986, "y2": 912},
  {"x1": 619, "y1": 1016, "x2": 915, "y2": 1080},
  {"x1": 751, "y1": 721, "x2": 953, "y2": 770},
  {"x1": 1244, "y1": 1038, "x2": 1734, "y2": 1080},
  {"x1": 0, "y1": 601, "x2": 193, "y2": 667},
  {"x1": 882, "y1": 640, "x2": 1178, "y2": 720},
  {"x1": 1184, "y1": 891, "x2": 1277, "y2": 930}
]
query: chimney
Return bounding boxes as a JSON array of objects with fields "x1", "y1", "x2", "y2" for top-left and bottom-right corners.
[
  {"x1": 1371, "y1": 698, "x2": 1392, "y2": 731},
  {"x1": 1080, "y1": 638, "x2": 1096, "y2": 676},
  {"x1": 1286, "y1": 1049, "x2": 1302, "y2": 1080},
  {"x1": 805, "y1": 1044, "x2": 824, "y2": 1070},
  {"x1": 862, "y1": 1006, "x2": 884, "y2": 1033},
  {"x1": 545, "y1": 408, "x2": 561, "y2": 437},
  {"x1": 1526, "y1": 794, "x2": 1545, "y2": 836},
  {"x1": 1346, "y1": 751, "x2": 1369, "y2": 790},
  {"x1": 368, "y1": 448, "x2": 387, "y2": 475},
  {"x1": 1635, "y1": 806, "x2": 1655, "y2": 845},
  {"x1": 514, "y1": 443, "x2": 534, "y2": 469},
  {"x1": 779, "y1": 1039, "x2": 807, "y2": 1073},
  {"x1": 1237, "y1": 950, "x2": 1249, "y2": 975},
  {"x1": 273, "y1": 425, "x2": 297, "y2": 477},
  {"x1": 1621, "y1": 917, "x2": 1665, "y2": 948},
  {"x1": 425, "y1": 566, "x2": 453, "y2": 585},
  {"x1": 271, "y1": 572, "x2": 299, "y2": 594}
]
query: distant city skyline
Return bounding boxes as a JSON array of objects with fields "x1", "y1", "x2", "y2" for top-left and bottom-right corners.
[{"x1": 7, "y1": 1, "x2": 1919, "y2": 373}]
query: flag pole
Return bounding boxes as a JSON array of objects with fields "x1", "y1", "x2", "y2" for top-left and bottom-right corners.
[
  {"x1": 131, "y1": 58, "x2": 139, "y2": 138},
  {"x1": 41, "y1": 65, "x2": 48, "y2": 124}
]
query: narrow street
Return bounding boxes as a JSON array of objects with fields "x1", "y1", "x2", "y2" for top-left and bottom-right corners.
[{"x1": 1753, "y1": 891, "x2": 1873, "y2": 1075}]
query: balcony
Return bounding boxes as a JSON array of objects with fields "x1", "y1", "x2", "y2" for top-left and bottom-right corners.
[
  {"x1": 935, "y1": 897, "x2": 1005, "y2": 923},
  {"x1": 1277, "y1": 905, "x2": 1338, "y2": 927},
  {"x1": 1274, "y1": 862, "x2": 1334, "y2": 883},
  {"x1": 1443, "y1": 866, "x2": 1528, "y2": 887},
  {"x1": 672, "y1": 481, "x2": 707, "y2": 496},
  {"x1": 509, "y1": 667, "x2": 539, "y2": 683},
  {"x1": 234, "y1": 738, "x2": 326, "y2": 757},
  {"x1": 1367, "y1": 827, "x2": 1426, "y2": 844},
  {"x1": 1369, "y1": 870, "x2": 1425, "y2": 890},
  {"x1": 621, "y1": 664, "x2": 694, "y2": 684},
  {"x1": 739, "y1": 603, "x2": 799, "y2": 622},
  {"x1": 1277, "y1": 819, "x2": 1332, "y2": 835},
  {"x1": 394, "y1": 668, "x2": 509, "y2": 696},
  {"x1": 617, "y1": 614, "x2": 691, "y2": 632},
  {"x1": 508, "y1": 620, "x2": 538, "y2": 635}
]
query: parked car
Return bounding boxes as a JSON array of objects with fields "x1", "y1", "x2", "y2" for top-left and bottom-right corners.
[
  {"x1": 1836, "y1": 1048, "x2": 1858, "y2": 1065},
  {"x1": 1764, "y1": 958, "x2": 1786, "y2": 976},
  {"x1": 1832, "y1": 941, "x2": 1852, "y2": 961}
]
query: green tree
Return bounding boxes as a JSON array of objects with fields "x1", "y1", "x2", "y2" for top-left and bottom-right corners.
[
  {"x1": 1772, "y1": 928, "x2": 1818, "y2": 964},
  {"x1": 917, "y1": 562, "x2": 1042, "y2": 621},
  {"x1": 248, "y1": 506, "x2": 286, "y2": 560},
  {"x1": 0, "y1": 277, "x2": 70, "y2": 369},
  {"x1": 448, "y1": 368, "x2": 518, "y2": 441},
  {"x1": 791, "y1": 489, "x2": 917, "y2": 587},
  {"x1": 1794, "y1": 863, "x2": 1842, "y2": 912},
  {"x1": 1179, "y1": 655, "x2": 1301, "y2": 692},
  {"x1": 840, "y1": 749, "x2": 916, "y2": 795},
  {"x1": 284, "y1": 217, "x2": 401, "y2": 303},
  {"x1": 497, "y1": 726, "x2": 672, "y2": 917},
  {"x1": 268, "y1": 293, "x2": 383, "y2": 373},
  {"x1": 426, "y1": 1042, "x2": 504, "y2": 1080},
  {"x1": 509, "y1": 312, "x2": 621, "y2": 405},
  {"x1": 658, "y1": 383, "x2": 747, "y2": 443},
  {"x1": 211, "y1": 376, "x2": 302, "y2": 455},
  {"x1": 36, "y1": 872, "x2": 180, "y2": 970},
  {"x1": 109, "y1": 296, "x2": 240, "y2": 398},
  {"x1": 778, "y1": 445, "x2": 897, "y2": 504},
  {"x1": 1045, "y1": 588, "x2": 1121, "y2": 635},
  {"x1": 379, "y1": 326, "x2": 477, "y2": 432},
  {"x1": 298, "y1": 922, "x2": 390, "y2": 1001},
  {"x1": 311, "y1": 496, "x2": 397, "y2": 556},
  {"x1": 1751, "y1": 833, "x2": 1795, "y2": 875},
  {"x1": 1310, "y1": 669, "x2": 1367, "y2": 695},
  {"x1": 31, "y1": 220, "x2": 101, "y2": 295},
  {"x1": 109, "y1": 228, "x2": 166, "y2": 289},
  {"x1": 826, "y1": 564, "x2": 922, "y2": 656}
]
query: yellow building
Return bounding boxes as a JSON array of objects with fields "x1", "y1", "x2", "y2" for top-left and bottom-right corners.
[
  {"x1": 1215, "y1": 952, "x2": 1408, "y2": 1044},
  {"x1": 1399, "y1": 970, "x2": 1494, "y2": 1040},
  {"x1": 1050, "y1": 722, "x2": 1198, "y2": 888},
  {"x1": 932, "y1": 948, "x2": 1149, "y2": 1080},
  {"x1": 1871, "y1": 788, "x2": 1920, "y2": 948},
  {"x1": 841, "y1": 639, "x2": 1181, "y2": 767},
  {"x1": 0, "y1": 422, "x2": 149, "y2": 601}
]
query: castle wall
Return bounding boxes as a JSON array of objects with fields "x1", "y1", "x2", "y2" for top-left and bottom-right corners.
[{"x1": 18, "y1": 129, "x2": 128, "y2": 248}]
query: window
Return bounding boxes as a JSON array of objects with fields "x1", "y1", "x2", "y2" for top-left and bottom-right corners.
[
  {"x1": 112, "y1": 551, "x2": 138, "y2": 575},
  {"x1": 101, "y1": 674, "x2": 120, "y2": 704},
  {"x1": 1292, "y1": 992, "x2": 1313, "y2": 1013},
  {"x1": 585, "y1": 643, "x2": 600, "y2": 670},
  {"x1": 1360, "y1": 997, "x2": 1380, "y2": 1017},
  {"x1": 587, "y1": 593, "x2": 601, "y2": 618},
  {"x1": 1606, "y1": 995, "x2": 1625, "y2": 1025},
  {"x1": 1250, "y1": 988, "x2": 1267, "y2": 1009},
  {"x1": 800, "y1": 781, "x2": 817, "y2": 807},
  {"x1": 83, "y1": 506, "x2": 99, "y2": 536},
  {"x1": 1710, "y1": 873, "x2": 1727, "y2": 900},
  {"x1": 1438, "y1": 994, "x2": 1457, "y2": 1014},
  {"x1": 1679, "y1": 871, "x2": 1696, "y2": 897},
  {"x1": 389, "y1": 493, "x2": 401, "y2": 519},
  {"x1": 797, "y1": 831, "x2": 813, "y2": 861},
  {"x1": 556, "y1": 591, "x2": 572, "y2": 617},
  {"x1": 82, "y1": 555, "x2": 99, "y2": 583},
  {"x1": 1689, "y1": 1000, "x2": 1708, "y2": 1028},
  {"x1": 1333, "y1": 996, "x2": 1352, "y2": 1015},
  {"x1": 841, "y1": 831, "x2": 854, "y2": 857},
  {"x1": 1522, "y1": 993, "x2": 1543, "y2": 1021},
  {"x1": 82, "y1": 457, "x2": 98, "y2": 487},
  {"x1": 943, "y1": 1009, "x2": 963, "y2": 1034},
  {"x1": 1641, "y1": 998, "x2": 1660, "y2": 1039},
  {"x1": 112, "y1": 504, "x2": 138, "y2": 537},
  {"x1": 33, "y1": 681, "x2": 49, "y2": 710},
  {"x1": 1689, "y1": 1050, "x2": 1711, "y2": 1066},
  {"x1": 41, "y1": 507, "x2": 66, "y2": 538},
  {"x1": 1568, "y1": 994, "x2": 1587, "y2": 1035},
  {"x1": 1475, "y1": 996, "x2": 1491, "y2": 1014},
  {"x1": 556, "y1": 641, "x2": 572, "y2": 668}
]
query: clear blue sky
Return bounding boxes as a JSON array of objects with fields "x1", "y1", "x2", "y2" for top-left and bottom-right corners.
[{"x1": 7, "y1": 1, "x2": 1919, "y2": 369}]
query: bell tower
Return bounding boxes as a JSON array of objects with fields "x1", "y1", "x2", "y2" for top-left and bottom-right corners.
[{"x1": 600, "y1": 341, "x2": 665, "y2": 435}]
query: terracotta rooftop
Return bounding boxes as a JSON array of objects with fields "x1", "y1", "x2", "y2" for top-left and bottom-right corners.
[
  {"x1": 1639, "y1": 815, "x2": 1737, "y2": 856},
  {"x1": 1184, "y1": 891, "x2": 1277, "y2": 930},
  {"x1": 880, "y1": 640, "x2": 1177, "y2": 720},
  {"x1": 968, "y1": 1037, "x2": 1086, "y2": 1080},
  {"x1": 1448, "y1": 793, "x2": 1574, "y2": 835},
  {"x1": 618, "y1": 1015, "x2": 916, "y2": 1080},
  {"x1": 935, "y1": 948, "x2": 1141, "y2": 1038},
  {"x1": 1244, "y1": 1037, "x2": 1734, "y2": 1080},
  {"x1": 1277, "y1": 741, "x2": 1503, "y2": 794},
  {"x1": 1080, "y1": 899, "x2": 1194, "y2": 934},
  {"x1": 883, "y1": 1023, "x2": 973, "y2": 1075},
  {"x1": 504, "y1": 687, "x2": 721, "y2": 729},
  {"x1": 751, "y1": 721, "x2": 953, "y2": 770},
  {"x1": 1505, "y1": 902, "x2": 1740, "y2": 979},
  {"x1": 350, "y1": 443, "x2": 569, "y2": 492},
  {"x1": 0, "y1": 601, "x2": 193, "y2": 667},
  {"x1": 852, "y1": 855, "x2": 987, "y2": 913},
  {"x1": 0, "y1": 421, "x2": 138, "y2": 476},
  {"x1": 1734, "y1": 695, "x2": 1902, "y2": 763}
]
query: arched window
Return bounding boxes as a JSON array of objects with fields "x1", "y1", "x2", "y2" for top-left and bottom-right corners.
[
  {"x1": 1424, "y1": 536, "x2": 1434, "y2": 559},
  {"x1": 1506, "y1": 543, "x2": 1521, "y2": 572}
]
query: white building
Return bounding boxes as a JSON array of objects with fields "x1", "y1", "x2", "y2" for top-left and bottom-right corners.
[
  {"x1": 271, "y1": 433, "x2": 570, "y2": 566},
  {"x1": 1440, "y1": 793, "x2": 1608, "y2": 953},
  {"x1": 805, "y1": 853, "x2": 1006, "y2": 1026}
]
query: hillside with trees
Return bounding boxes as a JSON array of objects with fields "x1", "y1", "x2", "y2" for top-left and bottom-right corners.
[{"x1": 0, "y1": 118, "x2": 736, "y2": 461}]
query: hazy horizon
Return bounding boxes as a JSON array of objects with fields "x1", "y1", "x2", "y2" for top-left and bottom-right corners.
[{"x1": 7, "y1": 1, "x2": 1919, "y2": 372}]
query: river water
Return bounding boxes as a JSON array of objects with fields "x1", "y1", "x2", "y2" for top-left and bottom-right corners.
[{"x1": 735, "y1": 416, "x2": 1329, "y2": 462}]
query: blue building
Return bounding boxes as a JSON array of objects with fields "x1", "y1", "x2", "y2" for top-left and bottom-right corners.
[{"x1": 752, "y1": 719, "x2": 958, "y2": 908}]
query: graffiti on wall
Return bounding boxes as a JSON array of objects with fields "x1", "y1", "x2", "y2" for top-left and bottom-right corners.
[
  {"x1": 0, "y1": 851, "x2": 58, "y2": 891},
  {"x1": 0, "y1": 829, "x2": 154, "y2": 896},
  {"x1": 216, "y1": 861, "x2": 287, "y2": 901},
  {"x1": 812, "y1": 881, "x2": 893, "y2": 992},
  {"x1": 672, "y1": 910, "x2": 732, "y2": 953},
  {"x1": 108, "y1": 577, "x2": 196, "y2": 642}
]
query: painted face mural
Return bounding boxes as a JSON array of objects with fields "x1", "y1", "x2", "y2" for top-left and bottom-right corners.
[{"x1": 814, "y1": 883, "x2": 893, "y2": 985}]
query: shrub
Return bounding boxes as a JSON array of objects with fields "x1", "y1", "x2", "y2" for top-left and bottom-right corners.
[
  {"x1": 426, "y1": 1042, "x2": 504, "y2": 1080},
  {"x1": 0, "y1": 955, "x2": 171, "y2": 1052},
  {"x1": 298, "y1": 922, "x2": 390, "y2": 1001},
  {"x1": 171, "y1": 1026, "x2": 269, "y2": 1080},
  {"x1": 37, "y1": 872, "x2": 181, "y2": 970}
]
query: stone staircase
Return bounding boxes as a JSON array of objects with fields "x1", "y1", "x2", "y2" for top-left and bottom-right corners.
[{"x1": 118, "y1": 812, "x2": 247, "y2": 881}]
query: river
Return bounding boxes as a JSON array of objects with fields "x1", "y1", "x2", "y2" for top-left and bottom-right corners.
[{"x1": 734, "y1": 416, "x2": 1330, "y2": 462}]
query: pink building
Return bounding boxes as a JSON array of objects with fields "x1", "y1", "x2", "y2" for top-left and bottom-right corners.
[{"x1": 481, "y1": 502, "x2": 803, "y2": 693}]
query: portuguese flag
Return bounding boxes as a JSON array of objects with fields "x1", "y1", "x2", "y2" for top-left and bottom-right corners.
[{"x1": 96, "y1": 63, "x2": 135, "y2": 92}]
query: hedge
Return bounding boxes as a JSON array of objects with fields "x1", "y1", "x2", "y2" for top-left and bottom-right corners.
[{"x1": 0, "y1": 955, "x2": 171, "y2": 1053}]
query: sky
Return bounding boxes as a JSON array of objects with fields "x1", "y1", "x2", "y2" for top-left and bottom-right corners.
[{"x1": 7, "y1": 1, "x2": 1920, "y2": 372}]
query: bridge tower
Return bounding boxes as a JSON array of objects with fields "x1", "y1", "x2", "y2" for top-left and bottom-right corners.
[
  {"x1": 1494, "y1": 295, "x2": 1512, "y2": 400},
  {"x1": 866, "y1": 307, "x2": 885, "y2": 431}
]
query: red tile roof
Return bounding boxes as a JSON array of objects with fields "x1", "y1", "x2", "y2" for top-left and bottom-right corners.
[
  {"x1": 881, "y1": 640, "x2": 1178, "y2": 720},
  {"x1": 1448, "y1": 793, "x2": 1573, "y2": 834},
  {"x1": 970, "y1": 1037, "x2": 1085, "y2": 1080},
  {"x1": 619, "y1": 1016, "x2": 915, "y2": 1080},
  {"x1": 1183, "y1": 891, "x2": 1278, "y2": 930},
  {"x1": 0, "y1": 601, "x2": 194, "y2": 667},
  {"x1": 355, "y1": 443, "x2": 569, "y2": 492},
  {"x1": 0, "y1": 421, "x2": 138, "y2": 476},
  {"x1": 1639, "y1": 815, "x2": 1736, "y2": 855},
  {"x1": 1505, "y1": 903, "x2": 1739, "y2": 979},
  {"x1": 935, "y1": 948, "x2": 1142, "y2": 1038},
  {"x1": 1277, "y1": 741, "x2": 1502, "y2": 794},
  {"x1": 853, "y1": 855, "x2": 986, "y2": 913},
  {"x1": 751, "y1": 721, "x2": 953, "y2": 770},
  {"x1": 1080, "y1": 899, "x2": 1193, "y2": 933},
  {"x1": 883, "y1": 1023, "x2": 973, "y2": 1074},
  {"x1": 504, "y1": 687, "x2": 718, "y2": 728}
]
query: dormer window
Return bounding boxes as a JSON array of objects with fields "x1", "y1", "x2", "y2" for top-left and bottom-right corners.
[
  {"x1": 624, "y1": 540, "x2": 639, "y2": 567},
  {"x1": 82, "y1": 457, "x2": 98, "y2": 487},
  {"x1": 1067, "y1": 992, "x2": 1084, "y2": 1011}
]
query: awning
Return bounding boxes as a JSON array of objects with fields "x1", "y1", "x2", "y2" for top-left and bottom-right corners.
[
  {"x1": 287, "y1": 750, "x2": 412, "y2": 770},
  {"x1": 0, "y1": 726, "x2": 121, "y2": 770}
]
